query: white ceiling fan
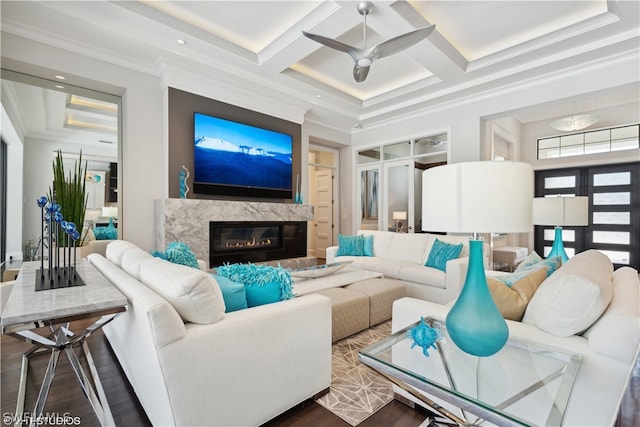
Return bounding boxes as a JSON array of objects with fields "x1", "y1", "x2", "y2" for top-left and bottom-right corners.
[{"x1": 302, "y1": 1, "x2": 435, "y2": 83}]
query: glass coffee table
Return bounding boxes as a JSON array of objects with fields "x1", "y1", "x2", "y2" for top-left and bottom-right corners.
[{"x1": 359, "y1": 318, "x2": 581, "y2": 426}]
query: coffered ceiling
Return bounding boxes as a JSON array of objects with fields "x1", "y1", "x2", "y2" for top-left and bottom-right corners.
[{"x1": 1, "y1": 0, "x2": 639, "y2": 132}]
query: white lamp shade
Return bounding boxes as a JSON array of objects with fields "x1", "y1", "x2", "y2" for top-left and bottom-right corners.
[
  {"x1": 392, "y1": 211, "x2": 407, "y2": 220},
  {"x1": 532, "y1": 196, "x2": 589, "y2": 226},
  {"x1": 102, "y1": 206, "x2": 118, "y2": 218},
  {"x1": 422, "y1": 161, "x2": 533, "y2": 233}
]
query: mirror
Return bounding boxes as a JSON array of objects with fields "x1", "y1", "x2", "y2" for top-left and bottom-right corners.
[
  {"x1": 1, "y1": 70, "x2": 121, "y2": 260},
  {"x1": 359, "y1": 168, "x2": 379, "y2": 230}
]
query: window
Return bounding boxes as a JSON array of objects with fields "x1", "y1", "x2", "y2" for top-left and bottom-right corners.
[
  {"x1": 537, "y1": 124, "x2": 639, "y2": 160},
  {"x1": 534, "y1": 162, "x2": 639, "y2": 269}
]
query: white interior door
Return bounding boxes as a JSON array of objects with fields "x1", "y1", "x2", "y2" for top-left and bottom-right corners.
[{"x1": 313, "y1": 169, "x2": 332, "y2": 259}]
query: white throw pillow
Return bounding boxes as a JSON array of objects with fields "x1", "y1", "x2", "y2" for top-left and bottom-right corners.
[
  {"x1": 522, "y1": 250, "x2": 613, "y2": 337},
  {"x1": 121, "y1": 247, "x2": 154, "y2": 280},
  {"x1": 140, "y1": 257, "x2": 225, "y2": 324}
]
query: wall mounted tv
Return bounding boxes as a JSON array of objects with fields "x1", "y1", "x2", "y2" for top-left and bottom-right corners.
[{"x1": 193, "y1": 112, "x2": 293, "y2": 199}]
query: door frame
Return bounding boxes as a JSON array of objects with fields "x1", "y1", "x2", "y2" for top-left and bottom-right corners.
[{"x1": 309, "y1": 145, "x2": 339, "y2": 258}]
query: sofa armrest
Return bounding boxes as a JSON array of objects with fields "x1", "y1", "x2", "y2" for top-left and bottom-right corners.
[
  {"x1": 443, "y1": 257, "x2": 470, "y2": 304},
  {"x1": 326, "y1": 246, "x2": 339, "y2": 264},
  {"x1": 157, "y1": 294, "x2": 333, "y2": 426}
]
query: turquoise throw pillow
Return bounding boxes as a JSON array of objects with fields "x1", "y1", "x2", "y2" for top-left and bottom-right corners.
[
  {"x1": 497, "y1": 255, "x2": 562, "y2": 287},
  {"x1": 150, "y1": 250, "x2": 168, "y2": 260},
  {"x1": 213, "y1": 275, "x2": 248, "y2": 312},
  {"x1": 514, "y1": 251, "x2": 544, "y2": 272},
  {"x1": 245, "y1": 281, "x2": 282, "y2": 307},
  {"x1": 165, "y1": 241, "x2": 200, "y2": 269},
  {"x1": 363, "y1": 235, "x2": 374, "y2": 257},
  {"x1": 425, "y1": 239, "x2": 463, "y2": 272},
  {"x1": 215, "y1": 263, "x2": 293, "y2": 307},
  {"x1": 94, "y1": 218, "x2": 117, "y2": 240},
  {"x1": 337, "y1": 234, "x2": 365, "y2": 256}
]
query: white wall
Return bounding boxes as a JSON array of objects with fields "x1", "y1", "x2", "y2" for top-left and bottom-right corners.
[{"x1": 2, "y1": 33, "x2": 163, "y2": 250}]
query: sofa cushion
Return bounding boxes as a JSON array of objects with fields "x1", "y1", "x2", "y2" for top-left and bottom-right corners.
[
  {"x1": 522, "y1": 250, "x2": 614, "y2": 337},
  {"x1": 487, "y1": 267, "x2": 547, "y2": 321},
  {"x1": 425, "y1": 238, "x2": 463, "y2": 272},
  {"x1": 359, "y1": 230, "x2": 394, "y2": 258},
  {"x1": 337, "y1": 234, "x2": 365, "y2": 256},
  {"x1": 140, "y1": 257, "x2": 226, "y2": 324},
  {"x1": 213, "y1": 275, "x2": 248, "y2": 312},
  {"x1": 121, "y1": 246, "x2": 154, "y2": 280},
  {"x1": 398, "y1": 264, "x2": 446, "y2": 289},
  {"x1": 387, "y1": 233, "x2": 430, "y2": 265},
  {"x1": 105, "y1": 240, "x2": 137, "y2": 267},
  {"x1": 582, "y1": 266, "x2": 640, "y2": 364}
]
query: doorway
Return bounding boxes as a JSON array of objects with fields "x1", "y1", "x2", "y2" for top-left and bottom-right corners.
[{"x1": 308, "y1": 147, "x2": 337, "y2": 262}]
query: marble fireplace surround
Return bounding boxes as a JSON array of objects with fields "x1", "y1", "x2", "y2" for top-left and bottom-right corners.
[{"x1": 154, "y1": 199, "x2": 314, "y2": 268}]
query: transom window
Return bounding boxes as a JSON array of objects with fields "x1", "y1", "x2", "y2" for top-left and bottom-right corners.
[{"x1": 537, "y1": 124, "x2": 639, "y2": 160}]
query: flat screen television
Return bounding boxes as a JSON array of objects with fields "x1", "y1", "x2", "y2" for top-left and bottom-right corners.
[{"x1": 193, "y1": 112, "x2": 293, "y2": 199}]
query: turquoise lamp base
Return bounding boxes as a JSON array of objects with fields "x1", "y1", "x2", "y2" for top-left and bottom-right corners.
[
  {"x1": 547, "y1": 226, "x2": 569, "y2": 263},
  {"x1": 445, "y1": 239, "x2": 509, "y2": 357}
]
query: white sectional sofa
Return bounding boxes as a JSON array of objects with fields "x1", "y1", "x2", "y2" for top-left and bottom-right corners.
[
  {"x1": 391, "y1": 250, "x2": 640, "y2": 427},
  {"x1": 88, "y1": 241, "x2": 332, "y2": 427},
  {"x1": 327, "y1": 230, "x2": 488, "y2": 304}
]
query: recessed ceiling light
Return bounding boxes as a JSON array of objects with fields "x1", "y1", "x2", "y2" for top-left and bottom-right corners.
[
  {"x1": 55, "y1": 75, "x2": 65, "y2": 80},
  {"x1": 177, "y1": 39, "x2": 187, "y2": 45},
  {"x1": 55, "y1": 85, "x2": 65, "y2": 89}
]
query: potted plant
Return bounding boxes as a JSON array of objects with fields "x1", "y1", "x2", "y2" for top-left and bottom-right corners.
[{"x1": 49, "y1": 150, "x2": 88, "y2": 247}]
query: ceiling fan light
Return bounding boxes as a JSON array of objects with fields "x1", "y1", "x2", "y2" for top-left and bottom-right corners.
[
  {"x1": 357, "y1": 58, "x2": 372, "y2": 67},
  {"x1": 550, "y1": 114, "x2": 600, "y2": 132}
]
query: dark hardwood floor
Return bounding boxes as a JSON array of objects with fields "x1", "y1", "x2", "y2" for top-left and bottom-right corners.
[{"x1": 2, "y1": 319, "x2": 638, "y2": 427}]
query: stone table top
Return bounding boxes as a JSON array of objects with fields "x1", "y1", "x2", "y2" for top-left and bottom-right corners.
[{"x1": 1, "y1": 260, "x2": 127, "y2": 333}]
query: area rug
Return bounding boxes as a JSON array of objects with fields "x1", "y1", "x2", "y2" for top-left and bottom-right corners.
[{"x1": 315, "y1": 321, "x2": 394, "y2": 426}]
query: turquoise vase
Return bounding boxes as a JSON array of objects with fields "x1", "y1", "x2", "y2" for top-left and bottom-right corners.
[
  {"x1": 547, "y1": 226, "x2": 569, "y2": 263},
  {"x1": 445, "y1": 239, "x2": 509, "y2": 357}
]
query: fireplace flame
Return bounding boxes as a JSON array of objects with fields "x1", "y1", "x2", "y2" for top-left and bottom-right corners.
[{"x1": 225, "y1": 237, "x2": 273, "y2": 249}]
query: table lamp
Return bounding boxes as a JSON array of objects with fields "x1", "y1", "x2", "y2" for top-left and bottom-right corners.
[
  {"x1": 532, "y1": 196, "x2": 588, "y2": 263},
  {"x1": 422, "y1": 161, "x2": 533, "y2": 356},
  {"x1": 102, "y1": 206, "x2": 118, "y2": 219},
  {"x1": 392, "y1": 211, "x2": 407, "y2": 232}
]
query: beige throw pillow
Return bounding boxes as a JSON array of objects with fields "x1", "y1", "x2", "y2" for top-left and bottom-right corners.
[{"x1": 487, "y1": 268, "x2": 548, "y2": 321}]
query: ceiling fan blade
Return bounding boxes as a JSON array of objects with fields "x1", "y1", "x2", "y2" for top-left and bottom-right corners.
[
  {"x1": 373, "y1": 25, "x2": 436, "y2": 60},
  {"x1": 302, "y1": 31, "x2": 358, "y2": 56},
  {"x1": 353, "y1": 64, "x2": 370, "y2": 83}
]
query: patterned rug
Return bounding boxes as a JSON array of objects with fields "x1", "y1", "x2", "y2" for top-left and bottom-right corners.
[{"x1": 315, "y1": 321, "x2": 394, "y2": 426}]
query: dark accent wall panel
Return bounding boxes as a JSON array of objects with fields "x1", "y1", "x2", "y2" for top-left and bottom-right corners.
[{"x1": 168, "y1": 87, "x2": 302, "y2": 201}]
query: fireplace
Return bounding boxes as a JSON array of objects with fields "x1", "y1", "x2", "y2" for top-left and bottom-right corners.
[{"x1": 209, "y1": 221, "x2": 307, "y2": 266}]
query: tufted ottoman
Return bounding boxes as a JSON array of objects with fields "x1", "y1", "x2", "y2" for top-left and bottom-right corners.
[
  {"x1": 315, "y1": 287, "x2": 369, "y2": 342},
  {"x1": 345, "y1": 278, "x2": 406, "y2": 327}
]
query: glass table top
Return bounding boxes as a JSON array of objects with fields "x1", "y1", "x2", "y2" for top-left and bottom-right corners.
[{"x1": 359, "y1": 318, "x2": 581, "y2": 426}]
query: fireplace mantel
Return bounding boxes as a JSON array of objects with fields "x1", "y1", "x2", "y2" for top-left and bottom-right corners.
[{"x1": 154, "y1": 199, "x2": 314, "y2": 267}]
